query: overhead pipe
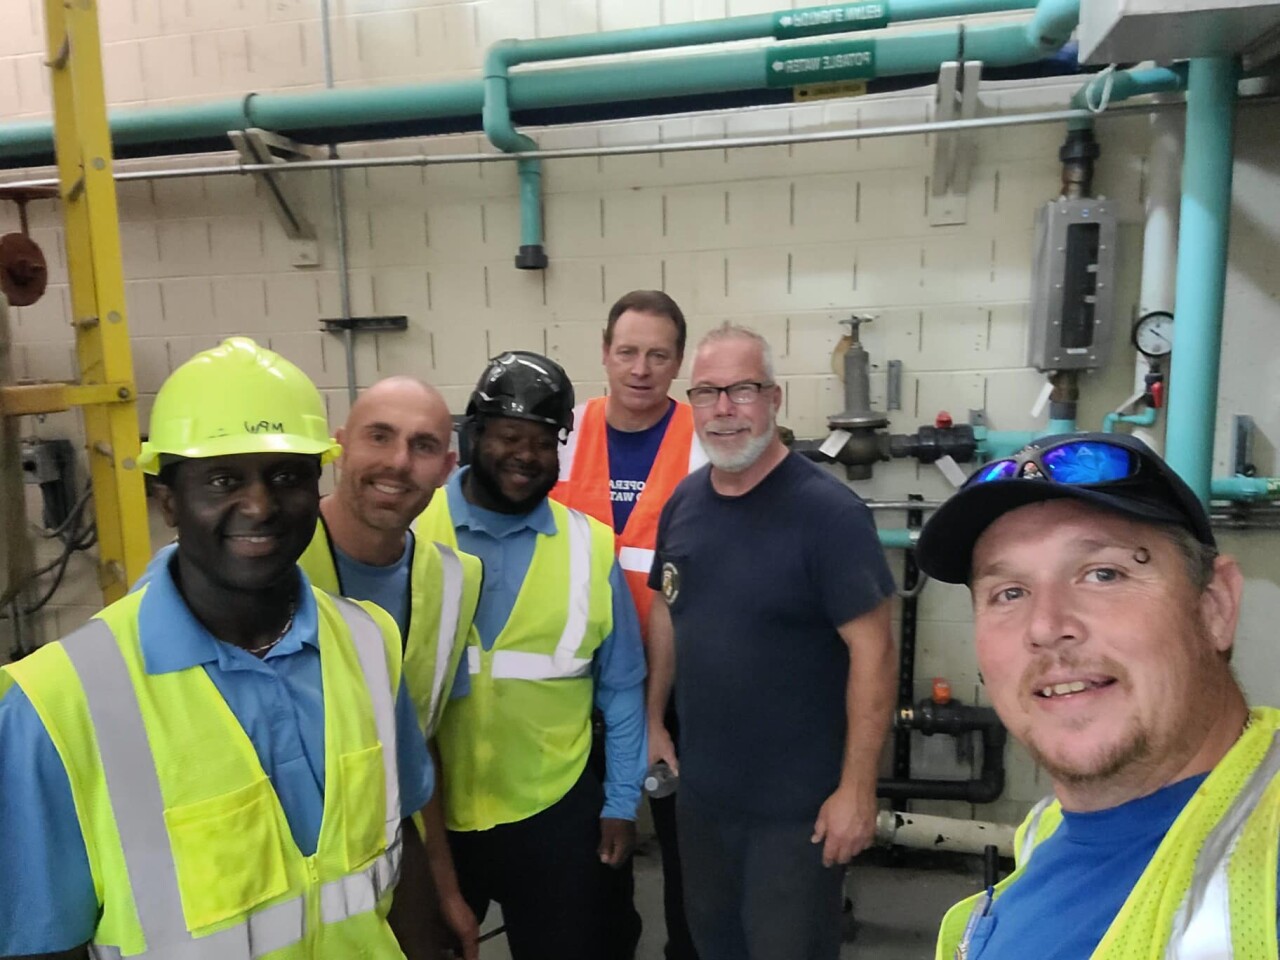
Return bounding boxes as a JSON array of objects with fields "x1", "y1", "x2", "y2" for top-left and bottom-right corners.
[
  {"x1": 1067, "y1": 64, "x2": 1188, "y2": 130},
  {"x1": 479, "y1": 0, "x2": 1052, "y2": 265},
  {"x1": 1164, "y1": 58, "x2": 1239, "y2": 506},
  {"x1": 0, "y1": 13, "x2": 1082, "y2": 169}
]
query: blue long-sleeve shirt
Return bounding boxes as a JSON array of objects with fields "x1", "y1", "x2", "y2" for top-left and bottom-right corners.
[
  {"x1": 0, "y1": 557, "x2": 433, "y2": 955},
  {"x1": 445, "y1": 469, "x2": 647, "y2": 821}
]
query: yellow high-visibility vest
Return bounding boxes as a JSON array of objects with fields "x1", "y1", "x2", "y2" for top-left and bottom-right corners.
[
  {"x1": 0, "y1": 588, "x2": 406, "y2": 959},
  {"x1": 299, "y1": 516, "x2": 482, "y2": 737},
  {"x1": 416, "y1": 494, "x2": 616, "y2": 831},
  {"x1": 936, "y1": 707, "x2": 1280, "y2": 960}
]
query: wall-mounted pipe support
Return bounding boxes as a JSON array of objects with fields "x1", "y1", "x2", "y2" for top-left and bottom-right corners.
[{"x1": 1164, "y1": 58, "x2": 1240, "y2": 505}]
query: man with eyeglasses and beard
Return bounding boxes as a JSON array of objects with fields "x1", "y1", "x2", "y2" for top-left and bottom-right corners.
[
  {"x1": 918, "y1": 433, "x2": 1280, "y2": 960},
  {"x1": 648, "y1": 323, "x2": 897, "y2": 960},
  {"x1": 414, "y1": 351, "x2": 647, "y2": 960}
]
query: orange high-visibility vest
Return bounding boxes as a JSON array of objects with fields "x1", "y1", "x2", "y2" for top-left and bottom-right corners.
[{"x1": 552, "y1": 396, "x2": 706, "y2": 640}]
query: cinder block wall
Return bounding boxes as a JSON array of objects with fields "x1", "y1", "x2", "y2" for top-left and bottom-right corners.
[{"x1": 3, "y1": 0, "x2": 1279, "y2": 824}]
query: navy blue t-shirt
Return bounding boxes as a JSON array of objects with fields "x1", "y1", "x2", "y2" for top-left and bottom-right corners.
[
  {"x1": 649, "y1": 452, "x2": 895, "y2": 819},
  {"x1": 607, "y1": 399, "x2": 676, "y2": 533}
]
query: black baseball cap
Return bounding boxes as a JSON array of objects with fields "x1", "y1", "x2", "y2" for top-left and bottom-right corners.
[{"x1": 916, "y1": 433, "x2": 1215, "y2": 585}]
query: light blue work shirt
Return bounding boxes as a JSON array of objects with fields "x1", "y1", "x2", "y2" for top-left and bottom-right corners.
[
  {"x1": 445, "y1": 468, "x2": 647, "y2": 821},
  {"x1": 331, "y1": 529, "x2": 470, "y2": 701},
  {"x1": 0, "y1": 553, "x2": 433, "y2": 955}
]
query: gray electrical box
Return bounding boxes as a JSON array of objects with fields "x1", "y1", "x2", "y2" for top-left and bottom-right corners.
[{"x1": 1028, "y1": 197, "x2": 1118, "y2": 372}]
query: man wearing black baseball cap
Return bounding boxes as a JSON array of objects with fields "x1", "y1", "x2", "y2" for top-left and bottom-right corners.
[{"x1": 917, "y1": 433, "x2": 1280, "y2": 960}]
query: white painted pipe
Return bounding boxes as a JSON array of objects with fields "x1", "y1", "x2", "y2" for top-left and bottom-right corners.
[
  {"x1": 875, "y1": 809, "x2": 1016, "y2": 858},
  {"x1": 1132, "y1": 106, "x2": 1183, "y2": 454}
]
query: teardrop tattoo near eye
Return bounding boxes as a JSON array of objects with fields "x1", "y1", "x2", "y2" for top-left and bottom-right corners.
[{"x1": 1133, "y1": 547, "x2": 1151, "y2": 564}]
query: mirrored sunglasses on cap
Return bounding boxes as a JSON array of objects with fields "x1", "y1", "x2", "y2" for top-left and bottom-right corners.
[{"x1": 967, "y1": 437, "x2": 1144, "y2": 488}]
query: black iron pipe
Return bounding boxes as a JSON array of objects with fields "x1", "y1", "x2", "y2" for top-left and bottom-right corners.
[
  {"x1": 890, "y1": 497, "x2": 924, "y2": 801},
  {"x1": 878, "y1": 701, "x2": 1008, "y2": 804}
]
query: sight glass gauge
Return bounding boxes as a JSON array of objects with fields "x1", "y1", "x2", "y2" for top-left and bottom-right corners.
[{"x1": 1132, "y1": 311, "x2": 1174, "y2": 359}]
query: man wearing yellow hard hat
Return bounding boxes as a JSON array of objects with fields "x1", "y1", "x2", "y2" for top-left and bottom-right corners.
[{"x1": 0, "y1": 337, "x2": 437, "y2": 958}]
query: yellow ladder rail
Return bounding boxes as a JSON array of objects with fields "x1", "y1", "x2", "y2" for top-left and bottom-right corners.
[{"x1": 40, "y1": 0, "x2": 150, "y2": 601}]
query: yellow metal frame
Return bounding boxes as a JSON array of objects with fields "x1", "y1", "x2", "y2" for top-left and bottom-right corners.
[{"x1": 16, "y1": 0, "x2": 151, "y2": 602}]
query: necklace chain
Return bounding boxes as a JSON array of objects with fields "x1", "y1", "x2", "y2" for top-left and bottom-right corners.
[{"x1": 245, "y1": 602, "x2": 297, "y2": 656}]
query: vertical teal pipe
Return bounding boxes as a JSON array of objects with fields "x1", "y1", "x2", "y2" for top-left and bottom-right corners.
[
  {"x1": 1164, "y1": 58, "x2": 1239, "y2": 506},
  {"x1": 484, "y1": 45, "x2": 547, "y2": 268}
]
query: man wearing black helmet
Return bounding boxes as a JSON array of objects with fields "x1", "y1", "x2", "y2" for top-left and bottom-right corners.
[
  {"x1": 917, "y1": 433, "x2": 1279, "y2": 960},
  {"x1": 414, "y1": 351, "x2": 648, "y2": 960}
]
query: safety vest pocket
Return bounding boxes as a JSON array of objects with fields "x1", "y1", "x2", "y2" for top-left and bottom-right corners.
[
  {"x1": 162, "y1": 775, "x2": 290, "y2": 931},
  {"x1": 340, "y1": 743, "x2": 389, "y2": 871}
]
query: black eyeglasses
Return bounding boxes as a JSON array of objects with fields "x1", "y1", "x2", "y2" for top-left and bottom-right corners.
[
  {"x1": 968, "y1": 438, "x2": 1143, "y2": 488},
  {"x1": 686, "y1": 381, "x2": 773, "y2": 408}
]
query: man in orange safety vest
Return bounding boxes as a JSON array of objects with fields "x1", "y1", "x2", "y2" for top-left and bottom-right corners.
[{"x1": 552, "y1": 289, "x2": 705, "y2": 960}]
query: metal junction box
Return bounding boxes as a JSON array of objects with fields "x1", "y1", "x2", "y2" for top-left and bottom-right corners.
[
  {"x1": 1028, "y1": 197, "x2": 1118, "y2": 372},
  {"x1": 1079, "y1": 0, "x2": 1280, "y2": 65}
]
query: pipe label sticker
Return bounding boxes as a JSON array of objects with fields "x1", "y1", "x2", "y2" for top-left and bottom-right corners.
[
  {"x1": 766, "y1": 40, "x2": 876, "y2": 88},
  {"x1": 774, "y1": 3, "x2": 888, "y2": 39}
]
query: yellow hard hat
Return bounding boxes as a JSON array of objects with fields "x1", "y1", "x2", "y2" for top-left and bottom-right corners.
[{"x1": 137, "y1": 337, "x2": 341, "y2": 475}]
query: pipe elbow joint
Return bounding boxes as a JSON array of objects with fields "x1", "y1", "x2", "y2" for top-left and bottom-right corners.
[{"x1": 484, "y1": 40, "x2": 521, "y2": 77}]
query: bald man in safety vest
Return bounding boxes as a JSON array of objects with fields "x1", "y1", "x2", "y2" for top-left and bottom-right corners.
[{"x1": 552, "y1": 290, "x2": 705, "y2": 960}]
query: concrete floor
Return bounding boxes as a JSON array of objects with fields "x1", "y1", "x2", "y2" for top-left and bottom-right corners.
[{"x1": 478, "y1": 834, "x2": 985, "y2": 959}]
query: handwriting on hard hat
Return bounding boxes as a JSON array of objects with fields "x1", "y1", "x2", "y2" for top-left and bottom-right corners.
[{"x1": 245, "y1": 420, "x2": 286, "y2": 434}]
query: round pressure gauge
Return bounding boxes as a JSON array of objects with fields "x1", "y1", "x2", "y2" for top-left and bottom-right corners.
[{"x1": 1132, "y1": 311, "x2": 1174, "y2": 359}]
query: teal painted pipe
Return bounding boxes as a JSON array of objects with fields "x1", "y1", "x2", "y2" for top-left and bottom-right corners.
[
  {"x1": 1067, "y1": 65, "x2": 1187, "y2": 131},
  {"x1": 977, "y1": 420, "x2": 1078, "y2": 461},
  {"x1": 878, "y1": 528, "x2": 918, "y2": 550},
  {"x1": 1211, "y1": 476, "x2": 1280, "y2": 502},
  {"x1": 0, "y1": 7, "x2": 1075, "y2": 166},
  {"x1": 1102, "y1": 406, "x2": 1157, "y2": 433},
  {"x1": 1164, "y1": 58, "x2": 1239, "y2": 506},
  {"x1": 481, "y1": 0, "x2": 1074, "y2": 264},
  {"x1": 1025, "y1": 0, "x2": 1081, "y2": 54}
]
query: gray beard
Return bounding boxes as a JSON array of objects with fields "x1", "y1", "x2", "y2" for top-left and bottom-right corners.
[{"x1": 703, "y1": 426, "x2": 774, "y2": 473}]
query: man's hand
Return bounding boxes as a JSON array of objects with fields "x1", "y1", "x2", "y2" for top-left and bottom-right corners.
[
  {"x1": 811, "y1": 782, "x2": 877, "y2": 868},
  {"x1": 598, "y1": 817, "x2": 637, "y2": 868},
  {"x1": 438, "y1": 890, "x2": 479, "y2": 960},
  {"x1": 648, "y1": 721, "x2": 679, "y2": 772}
]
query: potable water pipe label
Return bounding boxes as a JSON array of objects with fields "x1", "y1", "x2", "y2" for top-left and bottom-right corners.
[
  {"x1": 774, "y1": 3, "x2": 889, "y2": 40},
  {"x1": 766, "y1": 40, "x2": 877, "y2": 88}
]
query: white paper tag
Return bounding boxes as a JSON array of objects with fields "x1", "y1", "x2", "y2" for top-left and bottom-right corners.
[
  {"x1": 935, "y1": 455, "x2": 967, "y2": 488},
  {"x1": 820, "y1": 429, "x2": 853, "y2": 458}
]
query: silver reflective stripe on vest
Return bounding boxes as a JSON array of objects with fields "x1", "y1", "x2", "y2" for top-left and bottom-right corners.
[
  {"x1": 552, "y1": 508, "x2": 593, "y2": 671},
  {"x1": 425, "y1": 543, "x2": 465, "y2": 734},
  {"x1": 1166, "y1": 730, "x2": 1280, "y2": 960},
  {"x1": 88, "y1": 896, "x2": 305, "y2": 960},
  {"x1": 618, "y1": 546, "x2": 655, "y2": 576},
  {"x1": 491, "y1": 650, "x2": 593, "y2": 680},
  {"x1": 1018, "y1": 795, "x2": 1056, "y2": 865},
  {"x1": 63, "y1": 621, "x2": 307, "y2": 960},
  {"x1": 332, "y1": 597, "x2": 401, "y2": 849},
  {"x1": 319, "y1": 832, "x2": 402, "y2": 925}
]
